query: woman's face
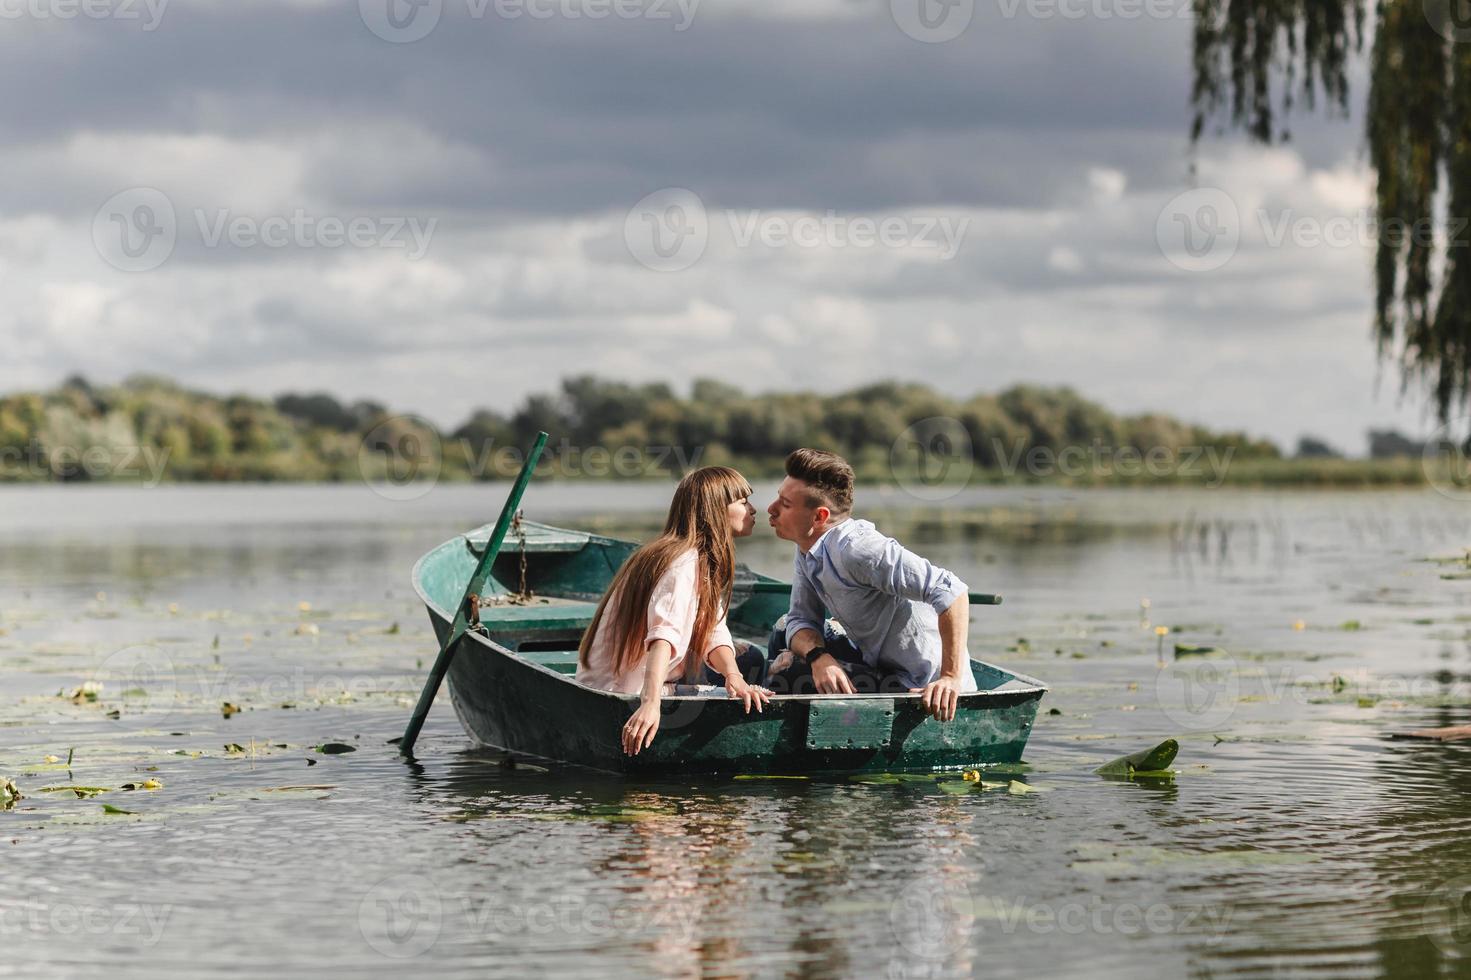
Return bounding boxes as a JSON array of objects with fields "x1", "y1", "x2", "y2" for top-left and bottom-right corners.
[{"x1": 727, "y1": 496, "x2": 757, "y2": 537}]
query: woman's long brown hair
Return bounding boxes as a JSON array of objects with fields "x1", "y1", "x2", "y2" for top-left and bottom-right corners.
[{"x1": 578, "y1": 466, "x2": 753, "y2": 683}]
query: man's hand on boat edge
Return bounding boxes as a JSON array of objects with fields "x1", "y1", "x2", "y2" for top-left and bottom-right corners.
[{"x1": 914, "y1": 674, "x2": 964, "y2": 723}]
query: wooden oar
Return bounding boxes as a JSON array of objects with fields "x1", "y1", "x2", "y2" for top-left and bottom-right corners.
[
  {"x1": 399, "y1": 431, "x2": 548, "y2": 755},
  {"x1": 1388, "y1": 725, "x2": 1471, "y2": 742},
  {"x1": 747, "y1": 580, "x2": 1002, "y2": 605}
]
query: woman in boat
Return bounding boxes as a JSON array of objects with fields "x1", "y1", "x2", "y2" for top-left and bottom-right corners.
[{"x1": 576, "y1": 465, "x2": 772, "y2": 755}]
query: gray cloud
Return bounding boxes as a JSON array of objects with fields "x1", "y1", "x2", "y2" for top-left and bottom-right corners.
[
  {"x1": 0, "y1": 0, "x2": 1367, "y2": 217},
  {"x1": 0, "y1": 0, "x2": 1429, "y2": 455}
]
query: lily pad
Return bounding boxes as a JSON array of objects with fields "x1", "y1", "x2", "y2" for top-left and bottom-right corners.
[
  {"x1": 65, "y1": 683, "x2": 101, "y2": 704},
  {"x1": 314, "y1": 742, "x2": 357, "y2": 755},
  {"x1": 1008, "y1": 780, "x2": 1051, "y2": 794},
  {"x1": 1095, "y1": 738, "x2": 1179, "y2": 776},
  {"x1": 583, "y1": 803, "x2": 678, "y2": 819},
  {"x1": 101, "y1": 803, "x2": 135, "y2": 815}
]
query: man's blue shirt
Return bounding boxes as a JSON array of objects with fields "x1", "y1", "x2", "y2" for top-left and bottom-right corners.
[{"x1": 784, "y1": 517, "x2": 975, "y2": 690}]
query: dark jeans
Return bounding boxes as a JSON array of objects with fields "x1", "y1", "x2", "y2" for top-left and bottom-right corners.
[
  {"x1": 762, "y1": 619, "x2": 912, "y2": 696},
  {"x1": 700, "y1": 640, "x2": 771, "y2": 687}
]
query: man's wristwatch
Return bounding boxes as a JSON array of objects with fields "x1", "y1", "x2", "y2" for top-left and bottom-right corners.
[{"x1": 802, "y1": 645, "x2": 829, "y2": 664}]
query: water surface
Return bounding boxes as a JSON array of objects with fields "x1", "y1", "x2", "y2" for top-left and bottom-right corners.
[{"x1": 4, "y1": 483, "x2": 1471, "y2": 978}]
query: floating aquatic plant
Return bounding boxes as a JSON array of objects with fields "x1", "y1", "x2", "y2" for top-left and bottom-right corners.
[
  {"x1": 1095, "y1": 739, "x2": 1180, "y2": 778},
  {"x1": 1174, "y1": 644, "x2": 1225, "y2": 658}
]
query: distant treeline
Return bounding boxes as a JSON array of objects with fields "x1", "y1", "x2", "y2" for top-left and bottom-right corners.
[{"x1": 0, "y1": 374, "x2": 1438, "y2": 486}]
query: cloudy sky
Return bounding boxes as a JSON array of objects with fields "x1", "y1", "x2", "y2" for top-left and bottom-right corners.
[{"x1": 0, "y1": 0, "x2": 1433, "y2": 453}]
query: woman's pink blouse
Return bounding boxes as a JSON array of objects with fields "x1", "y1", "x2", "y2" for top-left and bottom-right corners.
[{"x1": 575, "y1": 549, "x2": 733, "y2": 694}]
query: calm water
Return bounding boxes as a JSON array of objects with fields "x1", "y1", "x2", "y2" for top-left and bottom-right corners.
[{"x1": 4, "y1": 483, "x2": 1471, "y2": 978}]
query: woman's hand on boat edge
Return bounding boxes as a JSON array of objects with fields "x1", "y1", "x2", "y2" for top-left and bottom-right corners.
[
  {"x1": 725, "y1": 677, "x2": 772, "y2": 714},
  {"x1": 623, "y1": 700, "x2": 661, "y2": 755}
]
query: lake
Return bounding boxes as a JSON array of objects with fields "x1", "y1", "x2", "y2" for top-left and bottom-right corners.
[{"x1": 3, "y1": 482, "x2": 1471, "y2": 978}]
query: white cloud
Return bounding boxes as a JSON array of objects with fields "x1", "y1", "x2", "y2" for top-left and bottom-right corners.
[
  {"x1": 65, "y1": 131, "x2": 304, "y2": 214},
  {"x1": 622, "y1": 298, "x2": 737, "y2": 339},
  {"x1": 1308, "y1": 162, "x2": 1374, "y2": 212},
  {"x1": 788, "y1": 295, "x2": 880, "y2": 347},
  {"x1": 1046, "y1": 245, "x2": 1084, "y2": 273},
  {"x1": 927, "y1": 320, "x2": 962, "y2": 352},
  {"x1": 1088, "y1": 167, "x2": 1127, "y2": 205}
]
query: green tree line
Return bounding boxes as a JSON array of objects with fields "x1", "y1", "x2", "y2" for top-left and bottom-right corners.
[{"x1": 0, "y1": 372, "x2": 1427, "y2": 486}]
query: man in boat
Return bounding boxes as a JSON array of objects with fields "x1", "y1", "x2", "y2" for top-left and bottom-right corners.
[{"x1": 765, "y1": 448, "x2": 976, "y2": 722}]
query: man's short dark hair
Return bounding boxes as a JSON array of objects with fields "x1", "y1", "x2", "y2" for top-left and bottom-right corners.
[{"x1": 784, "y1": 448, "x2": 854, "y2": 515}]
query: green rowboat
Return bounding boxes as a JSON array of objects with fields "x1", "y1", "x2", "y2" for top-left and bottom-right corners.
[{"x1": 412, "y1": 519, "x2": 1048, "y2": 775}]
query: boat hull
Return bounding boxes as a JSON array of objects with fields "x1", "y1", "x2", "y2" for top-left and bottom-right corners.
[{"x1": 432, "y1": 615, "x2": 1041, "y2": 776}]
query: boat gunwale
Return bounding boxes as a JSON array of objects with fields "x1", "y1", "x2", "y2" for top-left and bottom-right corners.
[{"x1": 411, "y1": 526, "x2": 1050, "y2": 706}]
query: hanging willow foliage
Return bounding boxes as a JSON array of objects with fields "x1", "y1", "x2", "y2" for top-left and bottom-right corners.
[
  {"x1": 1428, "y1": 37, "x2": 1471, "y2": 415},
  {"x1": 1191, "y1": 0, "x2": 1471, "y2": 421},
  {"x1": 1190, "y1": 0, "x2": 1365, "y2": 144},
  {"x1": 1369, "y1": 0, "x2": 1445, "y2": 405}
]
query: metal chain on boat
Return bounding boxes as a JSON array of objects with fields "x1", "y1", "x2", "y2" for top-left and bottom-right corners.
[
  {"x1": 512, "y1": 510, "x2": 532, "y2": 604},
  {"x1": 475, "y1": 510, "x2": 535, "y2": 610},
  {"x1": 466, "y1": 593, "x2": 487, "y2": 635}
]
